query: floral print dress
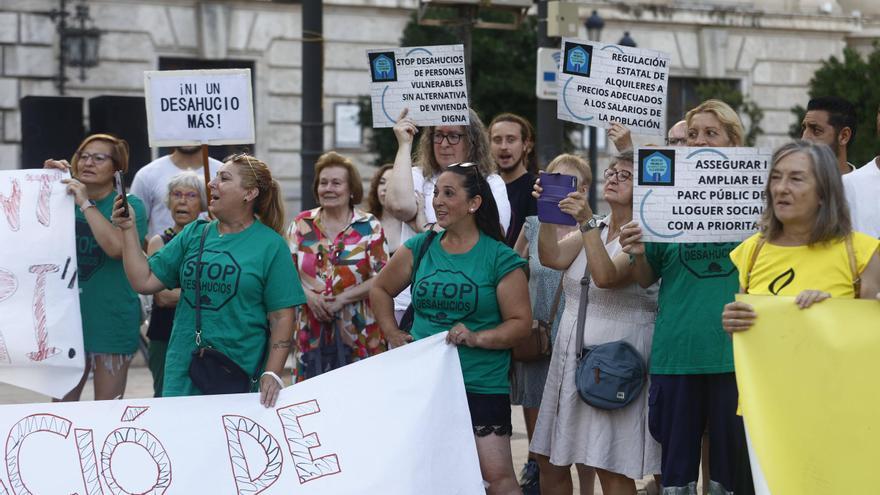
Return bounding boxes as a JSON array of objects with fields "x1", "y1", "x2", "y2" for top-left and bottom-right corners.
[{"x1": 287, "y1": 207, "x2": 388, "y2": 381}]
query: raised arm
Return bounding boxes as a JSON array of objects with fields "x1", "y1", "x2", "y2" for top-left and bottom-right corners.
[
  {"x1": 619, "y1": 221, "x2": 658, "y2": 288},
  {"x1": 534, "y1": 177, "x2": 582, "y2": 270},
  {"x1": 384, "y1": 108, "x2": 420, "y2": 222},
  {"x1": 147, "y1": 235, "x2": 180, "y2": 307},
  {"x1": 111, "y1": 197, "x2": 167, "y2": 294}
]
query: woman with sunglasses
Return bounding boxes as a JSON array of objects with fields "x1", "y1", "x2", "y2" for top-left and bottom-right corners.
[
  {"x1": 383, "y1": 107, "x2": 511, "y2": 323},
  {"x1": 112, "y1": 154, "x2": 306, "y2": 407},
  {"x1": 144, "y1": 171, "x2": 206, "y2": 396},
  {"x1": 43, "y1": 134, "x2": 149, "y2": 401},
  {"x1": 286, "y1": 151, "x2": 388, "y2": 381},
  {"x1": 530, "y1": 152, "x2": 660, "y2": 495},
  {"x1": 372, "y1": 162, "x2": 531, "y2": 495}
]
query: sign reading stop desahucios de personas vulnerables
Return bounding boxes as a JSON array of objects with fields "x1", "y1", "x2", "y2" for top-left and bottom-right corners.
[
  {"x1": 557, "y1": 38, "x2": 670, "y2": 136},
  {"x1": 367, "y1": 45, "x2": 469, "y2": 127},
  {"x1": 144, "y1": 69, "x2": 256, "y2": 147},
  {"x1": 633, "y1": 147, "x2": 771, "y2": 243}
]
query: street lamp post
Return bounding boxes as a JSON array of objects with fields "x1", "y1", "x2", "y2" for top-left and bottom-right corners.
[
  {"x1": 619, "y1": 31, "x2": 637, "y2": 47},
  {"x1": 49, "y1": 0, "x2": 101, "y2": 95},
  {"x1": 584, "y1": 10, "x2": 603, "y2": 211}
]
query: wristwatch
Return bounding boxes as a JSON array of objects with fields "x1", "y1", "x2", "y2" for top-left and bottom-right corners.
[
  {"x1": 79, "y1": 199, "x2": 95, "y2": 213},
  {"x1": 579, "y1": 216, "x2": 600, "y2": 233}
]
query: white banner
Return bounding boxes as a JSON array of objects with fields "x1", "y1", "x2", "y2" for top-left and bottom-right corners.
[
  {"x1": 144, "y1": 69, "x2": 256, "y2": 147},
  {"x1": 0, "y1": 170, "x2": 84, "y2": 398},
  {"x1": 367, "y1": 45, "x2": 469, "y2": 127},
  {"x1": 0, "y1": 334, "x2": 483, "y2": 494},
  {"x1": 557, "y1": 38, "x2": 670, "y2": 136},
  {"x1": 633, "y1": 146, "x2": 770, "y2": 243}
]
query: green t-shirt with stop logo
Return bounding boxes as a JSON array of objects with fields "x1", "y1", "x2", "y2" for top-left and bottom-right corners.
[
  {"x1": 405, "y1": 231, "x2": 526, "y2": 395},
  {"x1": 644, "y1": 242, "x2": 740, "y2": 374},
  {"x1": 75, "y1": 191, "x2": 148, "y2": 354},
  {"x1": 148, "y1": 219, "x2": 306, "y2": 397}
]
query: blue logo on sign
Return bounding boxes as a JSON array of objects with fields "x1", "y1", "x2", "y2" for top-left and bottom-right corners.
[
  {"x1": 369, "y1": 52, "x2": 397, "y2": 82},
  {"x1": 562, "y1": 43, "x2": 593, "y2": 77},
  {"x1": 638, "y1": 149, "x2": 676, "y2": 186}
]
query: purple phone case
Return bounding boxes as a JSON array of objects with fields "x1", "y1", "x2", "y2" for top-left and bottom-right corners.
[{"x1": 537, "y1": 172, "x2": 577, "y2": 226}]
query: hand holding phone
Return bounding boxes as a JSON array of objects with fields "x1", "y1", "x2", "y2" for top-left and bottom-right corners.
[
  {"x1": 114, "y1": 171, "x2": 129, "y2": 218},
  {"x1": 537, "y1": 172, "x2": 577, "y2": 225}
]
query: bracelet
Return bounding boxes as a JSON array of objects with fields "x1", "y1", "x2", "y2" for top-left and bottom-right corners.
[
  {"x1": 261, "y1": 371, "x2": 284, "y2": 389},
  {"x1": 79, "y1": 200, "x2": 95, "y2": 213}
]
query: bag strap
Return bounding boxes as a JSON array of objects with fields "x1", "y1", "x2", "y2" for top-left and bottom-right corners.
[
  {"x1": 574, "y1": 262, "x2": 591, "y2": 360},
  {"x1": 411, "y1": 229, "x2": 438, "y2": 285},
  {"x1": 743, "y1": 236, "x2": 766, "y2": 294},
  {"x1": 845, "y1": 234, "x2": 861, "y2": 298},
  {"x1": 547, "y1": 276, "x2": 565, "y2": 323},
  {"x1": 194, "y1": 221, "x2": 211, "y2": 347}
]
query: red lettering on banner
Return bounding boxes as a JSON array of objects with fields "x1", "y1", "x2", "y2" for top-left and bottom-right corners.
[
  {"x1": 5, "y1": 413, "x2": 73, "y2": 494},
  {"x1": 100, "y1": 428, "x2": 171, "y2": 495},
  {"x1": 222, "y1": 415, "x2": 283, "y2": 494},
  {"x1": 275, "y1": 400, "x2": 341, "y2": 484},
  {"x1": 0, "y1": 179, "x2": 21, "y2": 232},
  {"x1": 26, "y1": 265, "x2": 61, "y2": 362},
  {"x1": 24, "y1": 174, "x2": 55, "y2": 227},
  {"x1": 75, "y1": 429, "x2": 103, "y2": 495}
]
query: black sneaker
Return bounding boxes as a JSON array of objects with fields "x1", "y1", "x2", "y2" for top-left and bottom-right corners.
[{"x1": 519, "y1": 459, "x2": 540, "y2": 494}]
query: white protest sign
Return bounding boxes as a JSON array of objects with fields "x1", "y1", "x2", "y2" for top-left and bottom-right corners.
[
  {"x1": 144, "y1": 69, "x2": 255, "y2": 147},
  {"x1": 367, "y1": 45, "x2": 469, "y2": 127},
  {"x1": 633, "y1": 146, "x2": 770, "y2": 243},
  {"x1": 557, "y1": 38, "x2": 670, "y2": 136},
  {"x1": 0, "y1": 170, "x2": 84, "y2": 398},
  {"x1": 0, "y1": 334, "x2": 484, "y2": 494}
]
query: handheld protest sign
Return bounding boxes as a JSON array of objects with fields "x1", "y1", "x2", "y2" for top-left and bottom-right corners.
[
  {"x1": 144, "y1": 69, "x2": 255, "y2": 147},
  {"x1": 557, "y1": 38, "x2": 670, "y2": 136},
  {"x1": 633, "y1": 146, "x2": 771, "y2": 243},
  {"x1": 367, "y1": 45, "x2": 469, "y2": 127},
  {"x1": 0, "y1": 170, "x2": 85, "y2": 398}
]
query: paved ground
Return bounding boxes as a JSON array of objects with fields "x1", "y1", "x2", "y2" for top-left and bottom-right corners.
[{"x1": 0, "y1": 358, "x2": 677, "y2": 494}]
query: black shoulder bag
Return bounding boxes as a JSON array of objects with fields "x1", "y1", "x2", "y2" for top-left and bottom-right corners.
[
  {"x1": 399, "y1": 229, "x2": 438, "y2": 333},
  {"x1": 188, "y1": 221, "x2": 266, "y2": 395}
]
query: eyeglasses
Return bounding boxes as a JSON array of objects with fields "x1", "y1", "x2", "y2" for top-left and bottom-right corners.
[
  {"x1": 603, "y1": 169, "x2": 633, "y2": 182},
  {"x1": 432, "y1": 132, "x2": 465, "y2": 145},
  {"x1": 171, "y1": 191, "x2": 200, "y2": 201},
  {"x1": 77, "y1": 152, "x2": 112, "y2": 164},
  {"x1": 665, "y1": 137, "x2": 687, "y2": 146}
]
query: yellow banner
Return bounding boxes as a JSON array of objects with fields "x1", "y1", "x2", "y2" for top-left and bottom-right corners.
[{"x1": 734, "y1": 295, "x2": 880, "y2": 494}]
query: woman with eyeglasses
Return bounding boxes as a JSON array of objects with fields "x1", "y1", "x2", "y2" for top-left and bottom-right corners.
[
  {"x1": 383, "y1": 107, "x2": 512, "y2": 323},
  {"x1": 619, "y1": 99, "x2": 752, "y2": 494},
  {"x1": 372, "y1": 162, "x2": 531, "y2": 495},
  {"x1": 529, "y1": 152, "x2": 660, "y2": 495},
  {"x1": 43, "y1": 134, "x2": 149, "y2": 401},
  {"x1": 112, "y1": 154, "x2": 306, "y2": 407},
  {"x1": 143, "y1": 171, "x2": 206, "y2": 397},
  {"x1": 286, "y1": 151, "x2": 388, "y2": 381}
]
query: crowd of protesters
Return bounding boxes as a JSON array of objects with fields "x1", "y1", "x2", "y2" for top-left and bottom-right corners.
[{"x1": 40, "y1": 92, "x2": 880, "y2": 495}]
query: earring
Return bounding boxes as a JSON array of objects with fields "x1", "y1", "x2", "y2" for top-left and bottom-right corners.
[{"x1": 468, "y1": 209, "x2": 474, "y2": 213}]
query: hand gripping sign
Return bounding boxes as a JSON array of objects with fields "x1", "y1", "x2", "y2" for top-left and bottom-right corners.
[
  {"x1": 367, "y1": 45, "x2": 470, "y2": 127},
  {"x1": 556, "y1": 38, "x2": 670, "y2": 136},
  {"x1": 144, "y1": 69, "x2": 256, "y2": 147},
  {"x1": 0, "y1": 334, "x2": 484, "y2": 494}
]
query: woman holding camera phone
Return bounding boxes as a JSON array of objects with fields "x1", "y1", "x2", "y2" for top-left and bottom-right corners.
[{"x1": 44, "y1": 133, "x2": 148, "y2": 401}]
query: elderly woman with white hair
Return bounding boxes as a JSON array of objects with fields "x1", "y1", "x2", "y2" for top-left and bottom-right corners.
[{"x1": 144, "y1": 171, "x2": 207, "y2": 396}]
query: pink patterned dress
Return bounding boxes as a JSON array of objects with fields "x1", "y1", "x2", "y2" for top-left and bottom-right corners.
[{"x1": 287, "y1": 207, "x2": 388, "y2": 381}]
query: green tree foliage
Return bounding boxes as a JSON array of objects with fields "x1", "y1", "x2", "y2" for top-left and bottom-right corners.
[
  {"x1": 359, "y1": 12, "x2": 538, "y2": 165},
  {"x1": 695, "y1": 80, "x2": 764, "y2": 146},
  {"x1": 788, "y1": 45, "x2": 880, "y2": 166}
]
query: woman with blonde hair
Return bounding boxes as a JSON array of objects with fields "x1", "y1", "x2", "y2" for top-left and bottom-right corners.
[
  {"x1": 44, "y1": 134, "x2": 149, "y2": 401},
  {"x1": 619, "y1": 99, "x2": 751, "y2": 493},
  {"x1": 288, "y1": 151, "x2": 388, "y2": 380},
  {"x1": 113, "y1": 154, "x2": 306, "y2": 407}
]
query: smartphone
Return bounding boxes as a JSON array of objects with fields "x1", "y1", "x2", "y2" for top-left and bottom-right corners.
[
  {"x1": 537, "y1": 172, "x2": 578, "y2": 226},
  {"x1": 114, "y1": 171, "x2": 129, "y2": 218}
]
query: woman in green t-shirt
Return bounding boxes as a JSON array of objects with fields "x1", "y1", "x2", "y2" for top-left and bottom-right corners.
[
  {"x1": 113, "y1": 154, "x2": 306, "y2": 407},
  {"x1": 372, "y1": 163, "x2": 531, "y2": 495},
  {"x1": 44, "y1": 134, "x2": 148, "y2": 402}
]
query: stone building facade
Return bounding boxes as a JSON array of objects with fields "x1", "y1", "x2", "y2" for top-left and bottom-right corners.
[{"x1": 0, "y1": 0, "x2": 878, "y2": 215}]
